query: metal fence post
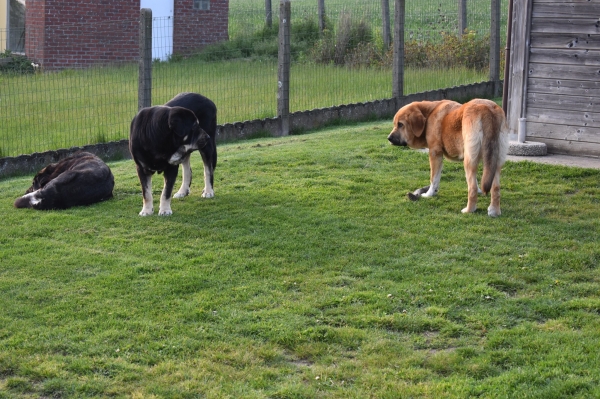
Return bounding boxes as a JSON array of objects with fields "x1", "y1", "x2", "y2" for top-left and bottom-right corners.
[
  {"x1": 265, "y1": 0, "x2": 272, "y2": 28},
  {"x1": 277, "y1": 0, "x2": 291, "y2": 136},
  {"x1": 138, "y1": 8, "x2": 152, "y2": 111},
  {"x1": 490, "y1": 0, "x2": 501, "y2": 97},
  {"x1": 458, "y1": 0, "x2": 467, "y2": 35},
  {"x1": 381, "y1": 0, "x2": 391, "y2": 50},
  {"x1": 318, "y1": 0, "x2": 326, "y2": 33},
  {"x1": 392, "y1": 0, "x2": 405, "y2": 102}
]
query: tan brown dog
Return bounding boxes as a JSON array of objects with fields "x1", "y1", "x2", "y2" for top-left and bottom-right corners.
[{"x1": 388, "y1": 99, "x2": 509, "y2": 217}]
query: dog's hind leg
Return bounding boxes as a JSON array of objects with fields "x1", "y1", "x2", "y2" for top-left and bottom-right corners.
[
  {"x1": 487, "y1": 168, "x2": 502, "y2": 217},
  {"x1": 174, "y1": 155, "x2": 192, "y2": 199},
  {"x1": 200, "y1": 148, "x2": 215, "y2": 198},
  {"x1": 461, "y1": 155, "x2": 480, "y2": 214}
]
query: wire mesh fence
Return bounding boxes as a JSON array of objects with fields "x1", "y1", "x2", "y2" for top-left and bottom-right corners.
[{"x1": 0, "y1": 0, "x2": 507, "y2": 158}]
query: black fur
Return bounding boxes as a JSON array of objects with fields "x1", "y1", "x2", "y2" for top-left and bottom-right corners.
[
  {"x1": 14, "y1": 152, "x2": 114, "y2": 210},
  {"x1": 165, "y1": 92, "x2": 218, "y2": 190},
  {"x1": 129, "y1": 105, "x2": 210, "y2": 215}
]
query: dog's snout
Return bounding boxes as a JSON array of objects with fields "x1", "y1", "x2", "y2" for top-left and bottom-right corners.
[{"x1": 388, "y1": 133, "x2": 407, "y2": 146}]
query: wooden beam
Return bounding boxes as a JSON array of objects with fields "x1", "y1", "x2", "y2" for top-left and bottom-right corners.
[{"x1": 506, "y1": 0, "x2": 533, "y2": 137}]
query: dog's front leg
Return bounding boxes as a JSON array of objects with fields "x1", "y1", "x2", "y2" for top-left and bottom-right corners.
[
  {"x1": 174, "y1": 155, "x2": 192, "y2": 198},
  {"x1": 421, "y1": 151, "x2": 443, "y2": 198},
  {"x1": 159, "y1": 165, "x2": 179, "y2": 216},
  {"x1": 137, "y1": 167, "x2": 154, "y2": 216}
]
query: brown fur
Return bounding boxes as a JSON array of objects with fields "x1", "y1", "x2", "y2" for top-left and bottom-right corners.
[{"x1": 388, "y1": 99, "x2": 509, "y2": 217}]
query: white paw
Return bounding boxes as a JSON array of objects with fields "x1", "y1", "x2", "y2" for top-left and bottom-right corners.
[
  {"x1": 487, "y1": 207, "x2": 501, "y2": 217},
  {"x1": 139, "y1": 208, "x2": 153, "y2": 216},
  {"x1": 202, "y1": 189, "x2": 214, "y2": 198},
  {"x1": 174, "y1": 190, "x2": 189, "y2": 199},
  {"x1": 421, "y1": 190, "x2": 437, "y2": 198},
  {"x1": 158, "y1": 208, "x2": 173, "y2": 216},
  {"x1": 461, "y1": 206, "x2": 477, "y2": 214}
]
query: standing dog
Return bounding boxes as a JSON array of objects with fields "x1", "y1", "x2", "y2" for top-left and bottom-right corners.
[
  {"x1": 387, "y1": 99, "x2": 509, "y2": 217},
  {"x1": 14, "y1": 151, "x2": 114, "y2": 210},
  {"x1": 165, "y1": 92, "x2": 217, "y2": 200},
  {"x1": 129, "y1": 105, "x2": 210, "y2": 216}
]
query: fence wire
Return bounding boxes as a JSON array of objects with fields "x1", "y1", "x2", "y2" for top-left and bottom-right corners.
[{"x1": 0, "y1": 0, "x2": 506, "y2": 158}]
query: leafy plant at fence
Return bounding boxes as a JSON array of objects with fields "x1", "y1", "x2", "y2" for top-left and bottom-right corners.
[
  {"x1": 310, "y1": 12, "x2": 374, "y2": 66},
  {"x1": 405, "y1": 30, "x2": 491, "y2": 70},
  {"x1": 178, "y1": 15, "x2": 323, "y2": 63},
  {"x1": 0, "y1": 50, "x2": 36, "y2": 75},
  {"x1": 343, "y1": 42, "x2": 392, "y2": 69}
]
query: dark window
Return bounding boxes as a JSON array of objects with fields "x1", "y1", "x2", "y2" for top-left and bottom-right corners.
[{"x1": 193, "y1": 0, "x2": 210, "y2": 10}]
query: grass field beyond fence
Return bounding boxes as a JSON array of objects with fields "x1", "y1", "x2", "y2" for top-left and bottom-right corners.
[
  {"x1": 1, "y1": 121, "x2": 599, "y2": 398},
  {"x1": 0, "y1": 61, "x2": 486, "y2": 157}
]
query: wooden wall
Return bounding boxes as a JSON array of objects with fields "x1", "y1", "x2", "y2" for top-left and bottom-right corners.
[{"x1": 523, "y1": 0, "x2": 600, "y2": 156}]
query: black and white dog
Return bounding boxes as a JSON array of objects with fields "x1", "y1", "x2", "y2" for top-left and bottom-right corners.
[
  {"x1": 129, "y1": 104, "x2": 211, "y2": 216},
  {"x1": 165, "y1": 93, "x2": 217, "y2": 201},
  {"x1": 14, "y1": 151, "x2": 114, "y2": 210}
]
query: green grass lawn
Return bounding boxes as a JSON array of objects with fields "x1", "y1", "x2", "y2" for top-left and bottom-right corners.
[{"x1": 1, "y1": 120, "x2": 599, "y2": 398}]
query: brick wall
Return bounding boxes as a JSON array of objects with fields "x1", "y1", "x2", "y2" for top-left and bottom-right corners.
[
  {"x1": 24, "y1": 0, "x2": 229, "y2": 69},
  {"x1": 25, "y1": 0, "x2": 139, "y2": 70},
  {"x1": 173, "y1": 0, "x2": 229, "y2": 56}
]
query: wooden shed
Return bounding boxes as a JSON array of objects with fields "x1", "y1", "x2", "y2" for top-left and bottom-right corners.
[{"x1": 506, "y1": 0, "x2": 600, "y2": 157}]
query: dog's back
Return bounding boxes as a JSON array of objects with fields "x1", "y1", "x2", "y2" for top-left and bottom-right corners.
[
  {"x1": 461, "y1": 99, "x2": 509, "y2": 194},
  {"x1": 165, "y1": 92, "x2": 217, "y2": 169},
  {"x1": 14, "y1": 152, "x2": 114, "y2": 210}
]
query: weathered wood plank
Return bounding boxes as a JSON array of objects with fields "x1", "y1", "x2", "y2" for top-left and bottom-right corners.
[
  {"x1": 528, "y1": 62, "x2": 600, "y2": 81},
  {"x1": 507, "y1": 0, "x2": 532, "y2": 136},
  {"x1": 530, "y1": 33, "x2": 600, "y2": 50},
  {"x1": 533, "y1": 3, "x2": 600, "y2": 17},
  {"x1": 534, "y1": 0, "x2": 600, "y2": 3},
  {"x1": 531, "y1": 17, "x2": 600, "y2": 35},
  {"x1": 527, "y1": 106, "x2": 600, "y2": 129},
  {"x1": 526, "y1": 121, "x2": 600, "y2": 144},
  {"x1": 529, "y1": 137, "x2": 600, "y2": 157},
  {"x1": 527, "y1": 92, "x2": 600, "y2": 112},
  {"x1": 528, "y1": 77, "x2": 600, "y2": 97},
  {"x1": 529, "y1": 48, "x2": 600, "y2": 66}
]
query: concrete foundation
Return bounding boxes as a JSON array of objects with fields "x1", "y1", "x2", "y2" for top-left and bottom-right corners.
[{"x1": 507, "y1": 140, "x2": 548, "y2": 156}]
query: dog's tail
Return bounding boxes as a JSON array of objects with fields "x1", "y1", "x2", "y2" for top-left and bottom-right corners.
[{"x1": 481, "y1": 108, "x2": 509, "y2": 195}]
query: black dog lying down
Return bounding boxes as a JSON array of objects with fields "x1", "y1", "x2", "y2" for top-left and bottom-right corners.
[
  {"x1": 129, "y1": 104, "x2": 211, "y2": 216},
  {"x1": 14, "y1": 152, "x2": 114, "y2": 210}
]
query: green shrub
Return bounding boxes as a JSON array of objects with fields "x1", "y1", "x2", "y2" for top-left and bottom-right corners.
[
  {"x1": 310, "y1": 12, "x2": 375, "y2": 65},
  {"x1": 405, "y1": 30, "x2": 491, "y2": 70},
  {"x1": 0, "y1": 50, "x2": 36, "y2": 75}
]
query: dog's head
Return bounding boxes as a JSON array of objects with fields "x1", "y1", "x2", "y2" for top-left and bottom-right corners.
[
  {"x1": 168, "y1": 106, "x2": 210, "y2": 147},
  {"x1": 25, "y1": 164, "x2": 57, "y2": 193},
  {"x1": 388, "y1": 102, "x2": 427, "y2": 148}
]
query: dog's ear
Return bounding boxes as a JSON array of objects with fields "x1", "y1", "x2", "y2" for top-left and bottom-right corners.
[
  {"x1": 407, "y1": 108, "x2": 426, "y2": 137},
  {"x1": 168, "y1": 107, "x2": 198, "y2": 137}
]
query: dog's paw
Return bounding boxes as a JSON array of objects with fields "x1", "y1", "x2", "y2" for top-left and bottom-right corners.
[
  {"x1": 487, "y1": 206, "x2": 501, "y2": 217},
  {"x1": 202, "y1": 189, "x2": 214, "y2": 198},
  {"x1": 407, "y1": 186, "x2": 430, "y2": 201},
  {"x1": 139, "y1": 208, "x2": 154, "y2": 216},
  {"x1": 174, "y1": 189, "x2": 189, "y2": 199},
  {"x1": 158, "y1": 208, "x2": 173, "y2": 216},
  {"x1": 407, "y1": 192, "x2": 420, "y2": 201},
  {"x1": 461, "y1": 206, "x2": 477, "y2": 214}
]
